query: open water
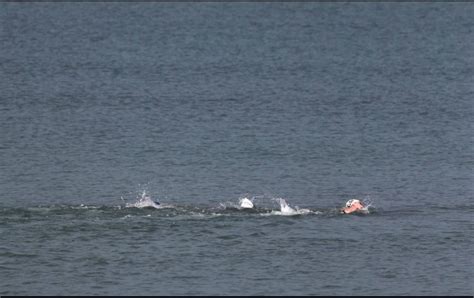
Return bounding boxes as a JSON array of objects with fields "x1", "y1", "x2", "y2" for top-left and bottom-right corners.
[{"x1": 0, "y1": 2, "x2": 473, "y2": 296}]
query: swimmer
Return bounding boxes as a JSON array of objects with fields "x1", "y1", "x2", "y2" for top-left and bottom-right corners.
[
  {"x1": 126, "y1": 193, "x2": 161, "y2": 209},
  {"x1": 239, "y1": 197, "x2": 254, "y2": 209},
  {"x1": 341, "y1": 199, "x2": 365, "y2": 214}
]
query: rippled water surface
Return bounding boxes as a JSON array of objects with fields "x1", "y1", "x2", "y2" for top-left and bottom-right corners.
[{"x1": 0, "y1": 2, "x2": 472, "y2": 295}]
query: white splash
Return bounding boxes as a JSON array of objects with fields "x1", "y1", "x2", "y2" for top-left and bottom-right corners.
[
  {"x1": 268, "y1": 198, "x2": 313, "y2": 216},
  {"x1": 125, "y1": 190, "x2": 161, "y2": 209},
  {"x1": 360, "y1": 197, "x2": 373, "y2": 214}
]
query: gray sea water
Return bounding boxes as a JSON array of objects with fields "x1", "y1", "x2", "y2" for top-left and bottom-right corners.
[{"x1": 0, "y1": 2, "x2": 473, "y2": 296}]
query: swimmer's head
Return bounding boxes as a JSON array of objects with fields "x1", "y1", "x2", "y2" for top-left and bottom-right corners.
[
  {"x1": 345, "y1": 199, "x2": 361, "y2": 208},
  {"x1": 239, "y1": 197, "x2": 254, "y2": 209}
]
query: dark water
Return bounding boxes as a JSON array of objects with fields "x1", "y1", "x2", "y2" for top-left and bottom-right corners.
[{"x1": 0, "y1": 3, "x2": 472, "y2": 295}]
